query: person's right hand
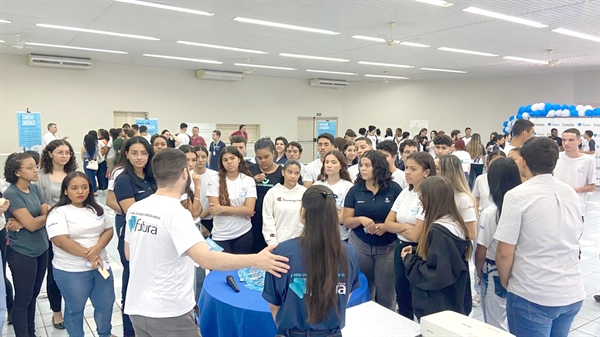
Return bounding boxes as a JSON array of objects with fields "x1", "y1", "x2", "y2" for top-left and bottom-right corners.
[
  {"x1": 90, "y1": 256, "x2": 104, "y2": 270},
  {"x1": 253, "y1": 173, "x2": 266, "y2": 183},
  {"x1": 401, "y1": 245, "x2": 413, "y2": 259},
  {"x1": 255, "y1": 243, "x2": 290, "y2": 278},
  {"x1": 361, "y1": 217, "x2": 376, "y2": 234},
  {"x1": 0, "y1": 198, "x2": 10, "y2": 213}
]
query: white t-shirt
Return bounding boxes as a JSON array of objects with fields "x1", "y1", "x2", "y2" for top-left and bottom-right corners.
[
  {"x1": 391, "y1": 169, "x2": 408, "y2": 190},
  {"x1": 107, "y1": 138, "x2": 116, "y2": 159},
  {"x1": 472, "y1": 174, "x2": 493, "y2": 213},
  {"x1": 176, "y1": 133, "x2": 190, "y2": 148},
  {"x1": 452, "y1": 150, "x2": 472, "y2": 173},
  {"x1": 390, "y1": 188, "x2": 421, "y2": 242},
  {"x1": 348, "y1": 164, "x2": 359, "y2": 183},
  {"x1": 107, "y1": 167, "x2": 124, "y2": 191},
  {"x1": 434, "y1": 215, "x2": 466, "y2": 240},
  {"x1": 198, "y1": 169, "x2": 218, "y2": 221},
  {"x1": 462, "y1": 137, "x2": 472, "y2": 146},
  {"x1": 42, "y1": 132, "x2": 58, "y2": 148},
  {"x1": 46, "y1": 205, "x2": 112, "y2": 272},
  {"x1": 262, "y1": 183, "x2": 306, "y2": 245},
  {"x1": 476, "y1": 204, "x2": 499, "y2": 260},
  {"x1": 493, "y1": 174, "x2": 585, "y2": 307},
  {"x1": 125, "y1": 194, "x2": 205, "y2": 318},
  {"x1": 314, "y1": 179, "x2": 354, "y2": 240},
  {"x1": 206, "y1": 173, "x2": 257, "y2": 240},
  {"x1": 503, "y1": 143, "x2": 515, "y2": 155},
  {"x1": 553, "y1": 152, "x2": 596, "y2": 207},
  {"x1": 302, "y1": 159, "x2": 323, "y2": 184},
  {"x1": 417, "y1": 192, "x2": 477, "y2": 225}
]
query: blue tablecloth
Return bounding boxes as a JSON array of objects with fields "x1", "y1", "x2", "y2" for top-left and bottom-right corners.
[{"x1": 198, "y1": 270, "x2": 370, "y2": 337}]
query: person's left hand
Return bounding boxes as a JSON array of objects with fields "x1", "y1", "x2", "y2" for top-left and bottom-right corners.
[
  {"x1": 0, "y1": 198, "x2": 10, "y2": 213},
  {"x1": 192, "y1": 173, "x2": 201, "y2": 186},
  {"x1": 208, "y1": 203, "x2": 225, "y2": 216},
  {"x1": 401, "y1": 245, "x2": 413, "y2": 259},
  {"x1": 373, "y1": 223, "x2": 387, "y2": 236},
  {"x1": 6, "y1": 219, "x2": 23, "y2": 232},
  {"x1": 86, "y1": 245, "x2": 102, "y2": 262},
  {"x1": 253, "y1": 173, "x2": 266, "y2": 183}
]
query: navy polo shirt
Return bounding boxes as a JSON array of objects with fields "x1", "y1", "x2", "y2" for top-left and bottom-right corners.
[
  {"x1": 262, "y1": 238, "x2": 361, "y2": 331},
  {"x1": 114, "y1": 172, "x2": 156, "y2": 232},
  {"x1": 344, "y1": 181, "x2": 402, "y2": 246}
]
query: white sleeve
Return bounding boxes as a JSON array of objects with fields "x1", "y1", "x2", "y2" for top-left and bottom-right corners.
[
  {"x1": 587, "y1": 158, "x2": 597, "y2": 185},
  {"x1": 472, "y1": 176, "x2": 482, "y2": 198},
  {"x1": 46, "y1": 208, "x2": 69, "y2": 239},
  {"x1": 168, "y1": 210, "x2": 204, "y2": 257},
  {"x1": 206, "y1": 175, "x2": 219, "y2": 198},
  {"x1": 493, "y1": 192, "x2": 522, "y2": 245},
  {"x1": 245, "y1": 177, "x2": 257, "y2": 199},
  {"x1": 457, "y1": 195, "x2": 477, "y2": 223},
  {"x1": 476, "y1": 208, "x2": 496, "y2": 248},
  {"x1": 390, "y1": 192, "x2": 403, "y2": 213},
  {"x1": 302, "y1": 163, "x2": 314, "y2": 183},
  {"x1": 102, "y1": 207, "x2": 113, "y2": 230},
  {"x1": 262, "y1": 189, "x2": 278, "y2": 245}
]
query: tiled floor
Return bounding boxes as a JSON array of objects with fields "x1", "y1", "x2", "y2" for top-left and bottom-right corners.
[{"x1": 2, "y1": 191, "x2": 599, "y2": 336}]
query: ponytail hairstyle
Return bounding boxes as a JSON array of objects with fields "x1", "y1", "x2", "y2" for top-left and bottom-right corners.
[
  {"x1": 317, "y1": 151, "x2": 351, "y2": 182},
  {"x1": 438, "y1": 155, "x2": 474, "y2": 203},
  {"x1": 300, "y1": 185, "x2": 348, "y2": 323},
  {"x1": 280, "y1": 160, "x2": 302, "y2": 185},
  {"x1": 83, "y1": 134, "x2": 97, "y2": 159},
  {"x1": 217, "y1": 146, "x2": 251, "y2": 206}
]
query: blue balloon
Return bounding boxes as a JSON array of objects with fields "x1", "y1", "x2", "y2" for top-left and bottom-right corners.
[
  {"x1": 503, "y1": 121, "x2": 509, "y2": 127},
  {"x1": 509, "y1": 115, "x2": 515, "y2": 121},
  {"x1": 552, "y1": 104, "x2": 561, "y2": 111},
  {"x1": 531, "y1": 111, "x2": 539, "y2": 117},
  {"x1": 518, "y1": 106, "x2": 525, "y2": 114},
  {"x1": 570, "y1": 110, "x2": 578, "y2": 117},
  {"x1": 593, "y1": 108, "x2": 600, "y2": 116},
  {"x1": 503, "y1": 127, "x2": 508, "y2": 134},
  {"x1": 569, "y1": 105, "x2": 576, "y2": 110},
  {"x1": 545, "y1": 103, "x2": 553, "y2": 111},
  {"x1": 516, "y1": 113, "x2": 523, "y2": 120},
  {"x1": 525, "y1": 105, "x2": 532, "y2": 112},
  {"x1": 561, "y1": 104, "x2": 569, "y2": 110},
  {"x1": 585, "y1": 109, "x2": 593, "y2": 117}
]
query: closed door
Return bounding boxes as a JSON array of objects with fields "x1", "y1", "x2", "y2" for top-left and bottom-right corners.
[{"x1": 297, "y1": 117, "x2": 314, "y2": 163}]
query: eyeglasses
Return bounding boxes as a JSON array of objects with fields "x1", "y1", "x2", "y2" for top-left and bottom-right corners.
[
  {"x1": 128, "y1": 151, "x2": 149, "y2": 158},
  {"x1": 20, "y1": 165, "x2": 40, "y2": 171},
  {"x1": 53, "y1": 151, "x2": 73, "y2": 157}
]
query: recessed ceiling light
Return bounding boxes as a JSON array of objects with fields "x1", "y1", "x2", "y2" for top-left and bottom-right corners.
[
  {"x1": 552, "y1": 28, "x2": 600, "y2": 43},
  {"x1": 400, "y1": 41, "x2": 431, "y2": 48},
  {"x1": 351, "y1": 35, "x2": 389, "y2": 43},
  {"x1": 503, "y1": 56, "x2": 549, "y2": 65},
  {"x1": 233, "y1": 17, "x2": 340, "y2": 35},
  {"x1": 306, "y1": 69, "x2": 357, "y2": 75},
  {"x1": 114, "y1": 0, "x2": 214, "y2": 16},
  {"x1": 414, "y1": 0, "x2": 454, "y2": 7},
  {"x1": 420, "y1": 67, "x2": 467, "y2": 73},
  {"x1": 358, "y1": 61, "x2": 414, "y2": 68},
  {"x1": 462, "y1": 7, "x2": 547, "y2": 28},
  {"x1": 143, "y1": 54, "x2": 222, "y2": 64},
  {"x1": 36, "y1": 23, "x2": 160, "y2": 41},
  {"x1": 0, "y1": 19, "x2": 12, "y2": 24},
  {"x1": 25, "y1": 42, "x2": 128, "y2": 54},
  {"x1": 234, "y1": 63, "x2": 296, "y2": 70},
  {"x1": 438, "y1": 47, "x2": 498, "y2": 57},
  {"x1": 279, "y1": 53, "x2": 349, "y2": 62},
  {"x1": 364, "y1": 74, "x2": 409, "y2": 79},
  {"x1": 177, "y1": 41, "x2": 267, "y2": 54},
  {"x1": 0, "y1": 40, "x2": 5, "y2": 43}
]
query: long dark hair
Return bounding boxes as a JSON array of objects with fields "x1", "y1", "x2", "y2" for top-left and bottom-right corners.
[
  {"x1": 217, "y1": 146, "x2": 251, "y2": 206},
  {"x1": 487, "y1": 157, "x2": 521, "y2": 220},
  {"x1": 98, "y1": 129, "x2": 109, "y2": 141},
  {"x1": 318, "y1": 151, "x2": 351, "y2": 182},
  {"x1": 355, "y1": 150, "x2": 392, "y2": 190},
  {"x1": 110, "y1": 139, "x2": 129, "y2": 178},
  {"x1": 300, "y1": 185, "x2": 348, "y2": 324},
  {"x1": 41, "y1": 139, "x2": 77, "y2": 174},
  {"x1": 405, "y1": 152, "x2": 436, "y2": 191},
  {"x1": 83, "y1": 134, "x2": 97, "y2": 159},
  {"x1": 122, "y1": 136, "x2": 156, "y2": 190},
  {"x1": 49, "y1": 171, "x2": 104, "y2": 216}
]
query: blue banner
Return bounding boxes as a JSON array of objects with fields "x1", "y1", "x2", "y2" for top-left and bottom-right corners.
[
  {"x1": 317, "y1": 120, "x2": 337, "y2": 137},
  {"x1": 16, "y1": 111, "x2": 42, "y2": 151},
  {"x1": 135, "y1": 118, "x2": 159, "y2": 135}
]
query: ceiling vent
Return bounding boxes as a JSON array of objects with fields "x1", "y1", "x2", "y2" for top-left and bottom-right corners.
[
  {"x1": 309, "y1": 78, "x2": 348, "y2": 88},
  {"x1": 28, "y1": 54, "x2": 92, "y2": 69},
  {"x1": 196, "y1": 69, "x2": 245, "y2": 81}
]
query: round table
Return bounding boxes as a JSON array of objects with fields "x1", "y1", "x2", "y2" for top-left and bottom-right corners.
[{"x1": 198, "y1": 270, "x2": 370, "y2": 337}]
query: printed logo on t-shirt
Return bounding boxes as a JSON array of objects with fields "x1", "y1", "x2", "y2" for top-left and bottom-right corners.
[
  {"x1": 128, "y1": 215, "x2": 158, "y2": 235},
  {"x1": 384, "y1": 197, "x2": 391, "y2": 204},
  {"x1": 289, "y1": 273, "x2": 346, "y2": 299},
  {"x1": 356, "y1": 200, "x2": 365, "y2": 204},
  {"x1": 276, "y1": 197, "x2": 302, "y2": 203}
]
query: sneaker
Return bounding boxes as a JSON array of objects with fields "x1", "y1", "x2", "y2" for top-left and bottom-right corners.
[{"x1": 472, "y1": 294, "x2": 482, "y2": 307}]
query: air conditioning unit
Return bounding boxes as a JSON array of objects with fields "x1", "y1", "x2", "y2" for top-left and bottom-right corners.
[
  {"x1": 196, "y1": 69, "x2": 245, "y2": 81},
  {"x1": 309, "y1": 78, "x2": 348, "y2": 89},
  {"x1": 28, "y1": 54, "x2": 92, "y2": 69}
]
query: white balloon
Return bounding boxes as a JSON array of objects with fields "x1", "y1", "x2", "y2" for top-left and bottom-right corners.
[
  {"x1": 506, "y1": 126, "x2": 513, "y2": 133},
  {"x1": 576, "y1": 105, "x2": 584, "y2": 111},
  {"x1": 562, "y1": 110, "x2": 571, "y2": 117},
  {"x1": 547, "y1": 111, "x2": 556, "y2": 117},
  {"x1": 584, "y1": 105, "x2": 593, "y2": 111},
  {"x1": 522, "y1": 112, "x2": 530, "y2": 119},
  {"x1": 534, "y1": 103, "x2": 542, "y2": 111},
  {"x1": 578, "y1": 110, "x2": 585, "y2": 117}
]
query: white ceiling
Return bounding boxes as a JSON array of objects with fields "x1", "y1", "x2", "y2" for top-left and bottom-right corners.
[{"x1": 1, "y1": 0, "x2": 599, "y2": 81}]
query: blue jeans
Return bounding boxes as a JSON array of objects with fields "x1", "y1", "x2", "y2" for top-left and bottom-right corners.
[
  {"x1": 53, "y1": 268, "x2": 115, "y2": 337},
  {"x1": 507, "y1": 292, "x2": 582, "y2": 337},
  {"x1": 83, "y1": 161, "x2": 98, "y2": 192}
]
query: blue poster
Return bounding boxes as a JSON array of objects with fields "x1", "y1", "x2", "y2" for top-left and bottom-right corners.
[
  {"x1": 16, "y1": 111, "x2": 42, "y2": 151},
  {"x1": 317, "y1": 120, "x2": 337, "y2": 137},
  {"x1": 135, "y1": 118, "x2": 159, "y2": 135}
]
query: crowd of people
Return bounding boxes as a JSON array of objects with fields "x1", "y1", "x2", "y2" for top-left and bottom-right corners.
[{"x1": 0, "y1": 119, "x2": 596, "y2": 337}]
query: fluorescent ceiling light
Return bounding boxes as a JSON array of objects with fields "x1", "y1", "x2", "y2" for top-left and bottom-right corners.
[
  {"x1": 358, "y1": 61, "x2": 414, "y2": 68},
  {"x1": 421, "y1": 67, "x2": 467, "y2": 73},
  {"x1": 400, "y1": 41, "x2": 430, "y2": 48},
  {"x1": 365, "y1": 74, "x2": 408, "y2": 79},
  {"x1": 0, "y1": 19, "x2": 12, "y2": 24},
  {"x1": 351, "y1": 35, "x2": 389, "y2": 43},
  {"x1": 234, "y1": 63, "x2": 296, "y2": 70},
  {"x1": 25, "y1": 42, "x2": 128, "y2": 54},
  {"x1": 503, "y1": 56, "x2": 548, "y2": 65},
  {"x1": 233, "y1": 17, "x2": 340, "y2": 35},
  {"x1": 552, "y1": 28, "x2": 600, "y2": 43},
  {"x1": 414, "y1": 0, "x2": 454, "y2": 7},
  {"x1": 114, "y1": 0, "x2": 214, "y2": 16},
  {"x1": 438, "y1": 47, "x2": 498, "y2": 57},
  {"x1": 177, "y1": 41, "x2": 267, "y2": 54},
  {"x1": 0, "y1": 40, "x2": 5, "y2": 43},
  {"x1": 462, "y1": 7, "x2": 547, "y2": 28},
  {"x1": 279, "y1": 53, "x2": 349, "y2": 62},
  {"x1": 306, "y1": 69, "x2": 357, "y2": 75},
  {"x1": 143, "y1": 54, "x2": 222, "y2": 64},
  {"x1": 36, "y1": 23, "x2": 160, "y2": 41}
]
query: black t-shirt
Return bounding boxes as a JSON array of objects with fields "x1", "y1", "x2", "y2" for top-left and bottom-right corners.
[
  {"x1": 249, "y1": 165, "x2": 283, "y2": 216},
  {"x1": 588, "y1": 139, "x2": 596, "y2": 153},
  {"x1": 549, "y1": 136, "x2": 563, "y2": 147}
]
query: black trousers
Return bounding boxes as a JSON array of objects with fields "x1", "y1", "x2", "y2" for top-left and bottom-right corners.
[
  {"x1": 7, "y1": 247, "x2": 48, "y2": 337},
  {"x1": 117, "y1": 220, "x2": 135, "y2": 337},
  {"x1": 250, "y1": 216, "x2": 267, "y2": 254},
  {"x1": 395, "y1": 240, "x2": 418, "y2": 320},
  {"x1": 0, "y1": 228, "x2": 14, "y2": 313},
  {"x1": 46, "y1": 243, "x2": 63, "y2": 313},
  {"x1": 213, "y1": 230, "x2": 253, "y2": 254}
]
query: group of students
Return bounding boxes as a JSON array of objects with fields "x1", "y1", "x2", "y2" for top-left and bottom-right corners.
[{"x1": 0, "y1": 118, "x2": 595, "y2": 337}]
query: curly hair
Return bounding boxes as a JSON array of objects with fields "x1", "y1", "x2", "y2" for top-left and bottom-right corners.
[
  {"x1": 4, "y1": 153, "x2": 33, "y2": 184},
  {"x1": 217, "y1": 146, "x2": 251, "y2": 206},
  {"x1": 355, "y1": 150, "x2": 392, "y2": 190},
  {"x1": 41, "y1": 139, "x2": 77, "y2": 174}
]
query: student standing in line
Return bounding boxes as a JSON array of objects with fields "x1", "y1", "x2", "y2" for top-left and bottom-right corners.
[
  {"x1": 302, "y1": 133, "x2": 335, "y2": 188},
  {"x1": 46, "y1": 172, "x2": 115, "y2": 337},
  {"x1": 377, "y1": 140, "x2": 408, "y2": 189},
  {"x1": 343, "y1": 150, "x2": 402, "y2": 310},
  {"x1": 0, "y1": 186, "x2": 12, "y2": 325},
  {"x1": 452, "y1": 139, "x2": 472, "y2": 181},
  {"x1": 285, "y1": 142, "x2": 306, "y2": 183},
  {"x1": 475, "y1": 157, "x2": 521, "y2": 331},
  {"x1": 178, "y1": 146, "x2": 203, "y2": 220},
  {"x1": 263, "y1": 185, "x2": 360, "y2": 337},
  {"x1": 262, "y1": 160, "x2": 307, "y2": 245},
  {"x1": 208, "y1": 130, "x2": 226, "y2": 171},
  {"x1": 492, "y1": 134, "x2": 505, "y2": 153},
  {"x1": 161, "y1": 129, "x2": 176, "y2": 148},
  {"x1": 106, "y1": 128, "x2": 121, "y2": 174},
  {"x1": 81, "y1": 134, "x2": 99, "y2": 195},
  {"x1": 114, "y1": 136, "x2": 156, "y2": 337},
  {"x1": 151, "y1": 134, "x2": 168, "y2": 154},
  {"x1": 401, "y1": 176, "x2": 472, "y2": 320},
  {"x1": 466, "y1": 133, "x2": 485, "y2": 189},
  {"x1": 314, "y1": 151, "x2": 354, "y2": 241},
  {"x1": 343, "y1": 141, "x2": 358, "y2": 167},
  {"x1": 96, "y1": 129, "x2": 110, "y2": 193},
  {"x1": 486, "y1": 132, "x2": 498, "y2": 153},
  {"x1": 249, "y1": 139, "x2": 283, "y2": 253},
  {"x1": 347, "y1": 137, "x2": 373, "y2": 182},
  {"x1": 3, "y1": 153, "x2": 49, "y2": 337},
  {"x1": 344, "y1": 129, "x2": 357, "y2": 142},
  {"x1": 274, "y1": 136, "x2": 289, "y2": 166},
  {"x1": 194, "y1": 145, "x2": 218, "y2": 233},
  {"x1": 495, "y1": 137, "x2": 585, "y2": 337},
  {"x1": 37, "y1": 139, "x2": 78, "y2": 330},
  {"x1": 398, "y1": 140, "x2": 419, "y2": 171},
  {"x1": 503, "y1": 120, "x2": 535, "y2": 154},
  {"x1": 472, "y1": 151, "x2": 506, "y2": 215},
  {"x1": 549, "y1": 128, "x2": 563, "y2": 151},
  {"x1": 380, "y1": 152, "x2": 435, "y2": 320},
  {"x1": 206, "y1": 147, "x2": 257, "y2": 254},
  {"x1": 580, "y1": 130, "x2": 596, "y2": 155}
]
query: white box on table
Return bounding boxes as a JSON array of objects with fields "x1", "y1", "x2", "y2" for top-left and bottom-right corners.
[{"x1": 420, "y1": 310, "x2": 514, "y2": 337}]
